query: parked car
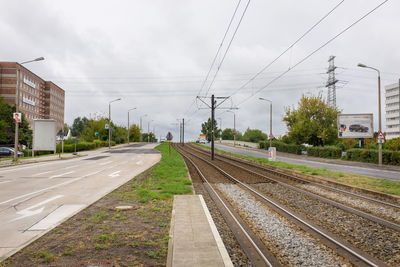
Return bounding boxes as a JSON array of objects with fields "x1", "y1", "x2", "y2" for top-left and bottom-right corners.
[
  {"x1": 0, "y1": 147, "x2": 24, "y2": 157},
  {"x1": 349, "y1": 124, "x2": 369, "y2": 133}
]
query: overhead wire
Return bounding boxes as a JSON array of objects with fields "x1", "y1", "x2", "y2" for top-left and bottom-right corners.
[
  {"x1": 228, "y1": 0, "x2": 345, "y2": 99},
  {"x1": 204, "y1": 0, "x2": 252, "y2": 97},
  {"x1": 232, "y1": 0, "x2": 390, "y2": 108},
  {"x1": 182, "y1": 0, "x2": 243, "y2": 118}
]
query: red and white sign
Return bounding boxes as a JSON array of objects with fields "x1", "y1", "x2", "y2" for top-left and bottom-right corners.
[
  {"x1": 13, "y1": 112, "x2": 21, "y2": 123},
  {"x1": 377, "y1": 131, "x2": 385, "y2": 140}
]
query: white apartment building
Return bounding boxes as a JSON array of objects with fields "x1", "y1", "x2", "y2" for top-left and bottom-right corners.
[{"x1": 385, "y1": 81, "x2": 400, "y2": 139}]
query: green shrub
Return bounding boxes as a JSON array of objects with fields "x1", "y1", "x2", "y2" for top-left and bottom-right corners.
[
  {"x1": 307, "y1": 146, "x2": 342, "y2": 159},
  {"x1": 260, "y1": 140, "x2": 303, "y2": 155},
  {"x1": 346, "y1": 148, "x2": 400, "y2": 165}
]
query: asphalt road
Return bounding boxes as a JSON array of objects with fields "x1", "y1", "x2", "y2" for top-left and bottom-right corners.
[
  {"x1": 211, "y1": 143, "x2": 400, "y2": 181},
  {"x1": 0, "y1": 143, "x2": 161, "y2": 261}
]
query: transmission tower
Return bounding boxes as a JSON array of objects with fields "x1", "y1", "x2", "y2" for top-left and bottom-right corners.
[{"x1": 326, "y1": 55, "x2": 338, "y2": 107}]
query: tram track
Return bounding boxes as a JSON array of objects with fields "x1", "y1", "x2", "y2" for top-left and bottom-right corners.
[{"x1": 175, "y1": 144, "x2": 393, "y2": 266}]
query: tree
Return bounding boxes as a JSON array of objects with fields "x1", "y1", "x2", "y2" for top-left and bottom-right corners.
[
  {"x1": 128, "y1": 124, "x2": 141, "y2": 142},
  {"x1": 71, "y1": 117, "x2": 90, "y2": 137},
  {"x1": 201, "y1": 118, "x2": 220, "y2": 141},
  {"x1": 242, "y1": 128, "x2": 267, "y2": 143},
  {"x1": 166, "y1": 132, "x2": 173, "y2": 141},
  {"x1": 63, "y1": 123, "x2": 69, "y2": 135},
  {"x1": 221, "y1": 128, "x2": 235, "y2": 140},
  {"x1": 0, "y1": 97, "x2": 32, "y2": 146},
  {"x1": 283, "y1": 94, "x2": 340, "y2": 146},
  {"x1": 142, "y1": 132, "x2": 157, "y2": 142}
]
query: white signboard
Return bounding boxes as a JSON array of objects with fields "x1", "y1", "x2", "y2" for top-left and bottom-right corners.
[
  {"x1": 23, "y1": 97, "x2": 35, "y2": 106},
  {"x1": 33, "y1": 119, "x2": 57, "y2": 152},
  {"x1": 338, "y1": 114, "x2": 373, "y2": 138},
  {"x1": 23, "y1": 76, "x2": 36, "y2": 88}
]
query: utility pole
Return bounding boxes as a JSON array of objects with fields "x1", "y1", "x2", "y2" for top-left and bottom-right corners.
[
  {"x1": 211, "y1": 95, "x2": 215, "y2": 160},
  {"x1": 326, "y1": 55, "x2": 338, "y2": 107},
  {"x1": 182, "y1": 118, "x2": 185, "y2": 146},
  {"x1": 197, "y1": 94, "x2": 235, "y2": 160}
]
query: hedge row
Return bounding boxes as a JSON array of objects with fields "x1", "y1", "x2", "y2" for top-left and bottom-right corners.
[
  {"x1": 259, "y1": 140, "x2": 303, "y2": 155},
  {"x1": 306, "y1": 146, "x2": 342, "y2": 159},
  {"x1": 345, "y1": 148, "x2": 400, "y2": 165}
]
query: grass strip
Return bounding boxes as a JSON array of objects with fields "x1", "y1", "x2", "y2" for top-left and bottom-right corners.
[
  {"x1": 1, "y1": 142, "x2": 192, "y2": 267},
  {"x1": 193, "y1": 143, "x2": 400, "y2": 196},
  {"x1": 131, "y1": 142, "x2": 192, "y2": 203}
]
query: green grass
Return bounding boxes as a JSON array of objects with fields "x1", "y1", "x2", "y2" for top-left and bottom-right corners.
[
  {"x1": 35, "y1": 251, "x2": 57, "y2": 263},
  {"x1": 123, "y1": 142, "x2": 192, "y2": 203},
  {"x1": 94, "y1": 243, "x2": 110, "y2": 250},
  {"x1": 193, "y1": 143, "x2": 400, "y2": 196}
]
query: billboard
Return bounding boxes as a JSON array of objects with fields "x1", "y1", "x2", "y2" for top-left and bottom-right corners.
[
  {"x1": 337, "y1": 114, "x2": 373, "y2": 138},
  {"x1": 33, "y1": 119, "x2": 57, "y2": 151}
]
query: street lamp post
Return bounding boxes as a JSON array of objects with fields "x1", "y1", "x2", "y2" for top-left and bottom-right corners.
[
  {"x1": 227, "y1": 110, "x2": 236, "y2": 147},
  {"x1": 108, "y1": 98, "x2": 121, "y2": 149},
  {"x1": 140, "y1": 114, "x2": 147, "y2": 134},
  {"x1": 14, "y1": 57, "x2": 45, "y2": 161},
  {"x1": 127, "y1": 108, "x2": 137, "y2": 144},
  {"x1": 358, "y1": 63, "x2": 382, "y2": 166},
  {"x1": 217, "y1": 117, "x2": 222, "y2": 142},
  {"x1": 259, "y1": 98, "x2": 273, "y2": 149},
  {"x1": 147, "y1": 120, "x2": 153, "y2": 143}
]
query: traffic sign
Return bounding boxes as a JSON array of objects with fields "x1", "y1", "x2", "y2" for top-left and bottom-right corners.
[
  {"x1": 105, "y1": 124, "x2": 109, "y2": 129},
  {"x1": 95, "y1": 132, "x2": 100, "y2": 136},
  {"x1": 377, "y1": 131, "x2": 385, "y2": 140}
]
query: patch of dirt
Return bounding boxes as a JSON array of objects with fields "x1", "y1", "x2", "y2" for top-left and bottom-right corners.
[{"x1": 2, "y1": 166, "x2": 172, "y2": 267}]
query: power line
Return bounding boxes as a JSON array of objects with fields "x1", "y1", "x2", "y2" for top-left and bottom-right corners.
[
  {"x1": 183, "y1": 0, "x2": 243, "y2": 117},
  {"x1": 204, "y1": 0, "x2": 252, "y2": 97},
  {"x1": 234, "y1": 0, "x2": 389, "y2": 108},
  {"x1": 228, "y1": 0, "x2": 345, "y2": 99}
]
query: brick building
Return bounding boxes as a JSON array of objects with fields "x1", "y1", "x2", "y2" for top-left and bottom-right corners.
[{"x1": 0, "y1": 62, "x2": 65, "y2": 131}]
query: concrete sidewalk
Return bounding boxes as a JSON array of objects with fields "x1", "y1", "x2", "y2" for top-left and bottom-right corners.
[{"x1": 168, "y1": 195, "x2": 233, "y2": 267}]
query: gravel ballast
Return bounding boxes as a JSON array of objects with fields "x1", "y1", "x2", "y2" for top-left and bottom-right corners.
[
  {"x1": 217, "y1": 183, "x2": 351, "y2": 267},
  {"x1": 298, "y1": 184, "x2": 400, "y2": 224},
  {"x1": 254, "y1": 182, "x2": 400, "y2": 266}
]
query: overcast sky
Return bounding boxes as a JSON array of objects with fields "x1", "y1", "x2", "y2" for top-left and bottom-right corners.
[{"x1": 1, "y1": 0, "x2": 399, "y2": 141}]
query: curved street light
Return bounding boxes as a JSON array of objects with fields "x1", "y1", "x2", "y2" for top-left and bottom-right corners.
[
  {"x1": 14, "y1": 57, "x2": 45, "y2": 161},
  {"x1": 357, "y1": 63, "x2": 382, "y2": 166},
  {"x1": 127, "y1": 107, "x2": 137, "y2": 144},
  {"x1": 259, "y1": 97, "x2": 273, "y2": 149},
  {"x1": 108, "y1": 98, "x2": 121, "y2": 149}
]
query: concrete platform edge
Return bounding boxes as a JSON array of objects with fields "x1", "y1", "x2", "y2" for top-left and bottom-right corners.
[{"x1": 198, "y1": 195, "x2": 233, "y2": 267}]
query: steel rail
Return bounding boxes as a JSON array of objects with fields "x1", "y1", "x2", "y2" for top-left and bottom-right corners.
[
  {"x1": 175, "y1": 145, "x2": 274, "y2": 267},
  {"x1": 186, "y1": 145, "x2": 400, "y2": 232},
  {"x1": 181, "y1": 145, "x2": 382, "y2": 267},
  {"x1": 190, "y1": 144, "x2": 400, "y2": 210}
]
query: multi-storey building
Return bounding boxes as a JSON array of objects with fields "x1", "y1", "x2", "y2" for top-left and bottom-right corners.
[
  {"x1": 385, "y1": 81, "x2": 400, "y2": 140},
  {"x1": 0, "y1": 62, "x2": 65, "y2": 131}
]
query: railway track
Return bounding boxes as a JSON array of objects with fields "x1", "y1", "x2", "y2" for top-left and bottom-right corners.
[
  {"x1": 186, "y1": 144, "x2": 400, "y2": 230},
  {"x1": 174, "y1": 144, "x2": 393, "y2": 266}
]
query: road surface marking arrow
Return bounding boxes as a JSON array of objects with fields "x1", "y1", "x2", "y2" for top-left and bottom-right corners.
[
  {"x1": 108, "y1": 171, "x2": 121, "y2": 178},
  {"x1": 10, "y1": 195, "x2": 63, "y2": 222},
  {"x1": 49, "y1": 171, "x2": 74, "y2": 179}
]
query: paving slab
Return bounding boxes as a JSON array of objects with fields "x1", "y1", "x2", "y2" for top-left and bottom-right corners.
[{"x1": 168, "y1": 195, "x2": 233, "y2": 267}]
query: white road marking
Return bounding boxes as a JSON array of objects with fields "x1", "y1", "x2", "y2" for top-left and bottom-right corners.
[
  {"x1": 64, "y1": 164, "x2": 79, "y2": 169},
  {"x1": 0, "y1": 180, "x2": 12, "y2": 184},
  {"x1": 49, "y1": 171, "x2": 74, "y2": 179},
  {"x1": 0, "y1": 178, "x2": 81, "y2": 205},
  {"x1": 99, "y1": 161, "x2": 113, "y2": 166},
  {"x1": 28, "y1": 204, "x2": 85, "y2": 230},
  {"x1": 10, "y1": 195, "x2": 63, "y2": 222},
  {"x1": 32, "y1": 171, "x2": 53, "y2": 177},
  {"x1": 108, "y1": 171, "x2": 121, "y2": 177}
]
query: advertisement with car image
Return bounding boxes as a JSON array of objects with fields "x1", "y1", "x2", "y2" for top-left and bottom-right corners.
[{"x1": 337, "y1": 114, "x2": 373, "y2": 138}]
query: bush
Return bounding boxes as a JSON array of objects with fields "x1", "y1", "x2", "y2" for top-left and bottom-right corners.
[
  {"x1": 346, "y1": 148, "x2": 400, "y2": 165},
  {"x1": 259, "y1": 140, "x2": 303, "y2": 155},
  {"x1": 307, "y1": 146, "x2": 342, "y2": 159}
]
